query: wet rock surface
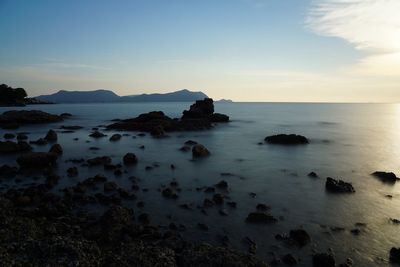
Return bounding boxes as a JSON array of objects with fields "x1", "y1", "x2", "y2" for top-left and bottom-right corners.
[
  {"x1": 371, "y1": 171, "x2": 399, "y2": 183},
  {"x1": 325, "y1": 177, "x2": 355, "y2": 193}
]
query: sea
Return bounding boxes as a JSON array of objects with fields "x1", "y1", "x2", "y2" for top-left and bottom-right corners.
[{"x1": 1, "y1": 102, "x2": 400, "y2": 266}]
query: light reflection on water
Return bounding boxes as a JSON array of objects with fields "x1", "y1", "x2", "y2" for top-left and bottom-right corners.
[{"x1": 1, "y1": 102, "x2": 400, "y2": 266}]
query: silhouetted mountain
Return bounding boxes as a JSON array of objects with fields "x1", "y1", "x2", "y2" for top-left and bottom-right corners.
[
  {"x1": 120, "y1": 89, "x2": 207, "y2": 102},
  {"x1": 36, "y1": 89, "x2": 208, "y2": 103},
  {"x1": 37, "y1": 89, "x2": 120, "y2": 103}
]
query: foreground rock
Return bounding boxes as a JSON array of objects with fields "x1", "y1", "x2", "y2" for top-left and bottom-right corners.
[
  {"x1": 325, "y1": 177, "x2": 355, "y2": 193},
  {"x1": 192, "y1": 144, "x2": 210, "y2": 158},
  {"x1": 123, "y1": 153, "x2": 138, "y2": 165},
  {"x1": 0, "y1": 110, "x2": 63, "y2": 128},
  {"x1": 372, "y1": 171, "x2": 399, "y2": 183},
  {"x1": 107, "y1": 98, "x2": 229, "y2": 135},
  {"x1": 390, "y1": 247, "x2": 400, "y2": 263},
  {"x1": 264, "y1": 134, "x2": 309, "y2": 145},
  {"x1": 246, "y1": 212, "x2": 277, "y2": 224},
  {"x1": 16, "y1": 152, "x2": 58, "y2": 168},
  {"x1": 0, "y1": 141, "x2": 32, "y2": 153},
  {"x1": 313, "y1": 253, "x2": 335, "y2": 267}
]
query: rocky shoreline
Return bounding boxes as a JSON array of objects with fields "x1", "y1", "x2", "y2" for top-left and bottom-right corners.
[{"x1": 0, "y1": 99, "x2": 399, "y2": 266}]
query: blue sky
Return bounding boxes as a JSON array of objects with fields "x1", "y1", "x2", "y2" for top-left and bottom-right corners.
[{"x1": 0, "y1": 0, "x2": 398, "y2": 102}]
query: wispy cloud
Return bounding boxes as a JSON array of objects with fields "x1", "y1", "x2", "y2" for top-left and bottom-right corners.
[{"x1": 307, "y1": 0, "x2": 400, "y2": 76}]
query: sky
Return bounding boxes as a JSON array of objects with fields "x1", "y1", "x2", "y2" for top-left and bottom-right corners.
[{"x1": 0, "y1": 0, "x2": 399, "y2": 102}]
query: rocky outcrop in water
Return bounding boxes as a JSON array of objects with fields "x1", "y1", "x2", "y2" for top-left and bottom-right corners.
[
  {"x1": 107, "y1": 98, "x2": 229, "y2": 136},
  {"x1": 0, "y1": 110, "x2": 63, "y2": 129},
  {"x1": 264, "y1": 134, "x2": 309, "y2": 145},
  {"x1": 0, "y1": 141, "x2": 32, "y2": 153},
  {"x1": 16, "y1": 152, "x2": 58, "y2": 168},
  {"x1": 371, "y1": 171, "x2": 399, "y2": 183},
  {"x1": 325, "y1": 177, "x2": 355, "y2": 193}
]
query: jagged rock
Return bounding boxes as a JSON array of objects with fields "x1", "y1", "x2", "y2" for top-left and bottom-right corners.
[
  {"x1": 44, "y1": 129, "x2": 57, "y2": 142},
  {"x1": 325, "y1": 177, "x2": 355, "y2": 193},
  {"x1": 264, "y1": 134, "x2": 309, "y2": 145},
  {"x1": 123, "y1": 153, "x2": 138, "y2": 165},
  {"x1": 49, "y1": 144, "x2": 63, "y2": 155},
  {"x1": 192, "y1": 144, "x2": 210, "y2": 158},
  {"x1": 17, "y1": 152, "x2": 58, "y2": 168}
]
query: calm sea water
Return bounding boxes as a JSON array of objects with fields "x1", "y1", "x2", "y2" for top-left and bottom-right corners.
[{"x1": 1, "y1": 102, "x2": 400, "y2": 266}]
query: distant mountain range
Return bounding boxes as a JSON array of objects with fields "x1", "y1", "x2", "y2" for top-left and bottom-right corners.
[{"x1": 36, "y1": 89, "x2": 208, "y2": 103}]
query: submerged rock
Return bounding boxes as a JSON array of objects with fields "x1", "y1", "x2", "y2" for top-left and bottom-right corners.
[
  {"x1": 49, "y1": 144, "x2": 63, "y2": 155},
  {"x1": 264, "y1": 134, "x2": 309, "y2": 145},
  {"x1": 17, "y1": 152, "x2": 58, "y2": 168},
  {"x1": 192, "y1": 144, "x2": 210, "y2": 158},
  {"x1": 44, "y1": 129, "x2": 57, "y2": 142},
  {"x1": 245, "y1": 212, "x2": 277, "y2": 224},
  {"x1": 3, "y1": 133, "x2": 15, "y2": 139},
  {"x1": 89, "y1": 131, "x2": 107, "y2": 138},
  {"x1": 372, "y1": 171, "x2": 399, "y2": 183},
  {"x1": 289, "y1": 229, "x2": 311, "y2": 247},
  {"x1": 123, "y1": 153, "x2": 138, "y2": 165},
  {"x1": 109, "y1": 134, "x2": 122, "y2": 141},
  {"x1": 325, "y1": 177, "x2": 355, "y2": 193}
]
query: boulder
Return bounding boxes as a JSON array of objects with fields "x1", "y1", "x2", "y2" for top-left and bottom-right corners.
[
  {"x1": 87, "y1": 156, "x2": 112, "y2": 166},
  {"x1": 109, "y1": 134, "x2": 122, "y2": 141},
  {"x1": 245, "y1": 212, "x2": 277, "y2": 224},
  {"x1": 49, "y1": 144, "x2": 63, "y2": 155},
  {"x1": 289, "y1": 229, "x2": 311, "y2": 247},
  {"x1": 264, "y1": 134, "x2": 309, "y2": 145},
  {"x1": 44, "y1": 129, "x2": 57, "y2": 142},
  {"x1": 325, "y1": 177, "x2": 355, "y2": 193},
  {"x1": 123, "y1": 153, "x2": 138, "y2": 165},
  {"x1": 89, "y1": 131, "x2": 106, "y2": 138},
  {"x1": 192, "y1": 144, "x2": 210, "y2": 158},
  {"x1": 61, "y1": 125, "x2": 83, "y2": 130},
  {"x1": 17, "y1": 152, "x2": 58, "y2": 168},
  {"x1": 313, "y1": 253, "x2": 335, "y2": 267},
  {"x1": 390, "y1": 247, "x2": 400, "y2": 263},
  {"x1": 372, "y1": 171, "x2": 399, "y2": 183},
  {"x1": 0, "y1": 140, "x2": 31, "y2": 153},
  {"x1": 3, "y1": 133, "x2": 15, "y2": 139}
]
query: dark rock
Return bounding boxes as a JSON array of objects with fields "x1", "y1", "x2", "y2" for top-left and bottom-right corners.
[
  {"x1": 87, "y1": 156, "x2": 112, "y2": 166},
  {"x1": 0, "y1": 110, "x2": 63, "y2": 127},
  {"x1": 60, "y1": 113, "x2": 72, "y2": 117},
  {"x1": 30, "y1": 138, "x2": 48, "y2": 145},
  {"x1": 325, "y1": 177, "x2": 355, "y2": 193},
  {"x1": 210, "y1": 113, "x2": 229, "y2": 122},
  {"x1": 17, "y1": 152, "x2": 58, "y2": 168},
  {"x1": 246, "y1": 212, "x2": 277, "y2": 224},
  {"x1": 89, "y1": 131, "x2": 106, "y2": 138},
  {"x1": 215, "y1": 180, "x2": 228, "y2": 190},
  {"x1": 313, "y1": 253, "x2": 335, "y2": 267},
  {"x1": 138, "y1": 213, "x2": 150, "y2": 224},
  {"x1": 150, "y1": 125, "x2": 165, "y2": 137},
  {"x1": 308, "y1": 171, "x2": 318, "y2": 178},
  {"x1": 185, "y1": 140, "x2": 198, "y2": 145},
  {"x1": 61, "y1": 125, "x2": 82, "y2": 130},
  {"x1": 289, "y1": 229, "x2": 311, "y2": 247},
  {"x1": 390, "y1": 247, "x2": 400, "y2": 263},
  {"x1": 256, "y1": 204, "x2": 270, "y2": 212},
  {"x1": 49, "y1": 144, "x2": 63, "y2": 155},
  {"x1": 282, "y1": 254, "x2": 297, "y2": 265},
  {"x1": 3, "y1": 133, "x2": 15, "y2": 139},
  {"x1": 192, "y1": 144, "x2": 210, "y2": 158},
  {"x1": 104, "y1": 181, "x2": 118, "y2": 192},
  {"x1": 16, "y1": 133, "x2": 28, "y2": 140},
  {"x1": 197, "y1": 223, "x2": 209, "y2": 231},
  {"x1": 203, "y1": 198, "x2": 214, "y2": 208},
  {"x1": 0, "y1": 140, "x2": 31, "y2": 153},
  {"x1": 372, "y1": 171, "x2": 398, "y2": 183},
  {"x1": 212, "y1": 193, "x2": 224, "y2": 204},
  {"x1": 109, "y1": 134, "x2": 122, "y2": 141},
  {"x1": 162, "y1": 188, "x2": 178, "y2": 199},
  {"x1": 227, "y1": 201, "x2": 237, "y2": 208},
  {"x1": 44, "y1": 129, "x2": 57, "y2": 142},
  {"x1": 264, "y1": 134, "x2": 309, "y2": 145},
  {"x1": 67, "y1": 167, "x2": 78, "y2": 177},
  {"x1": 179, "y1": 145, "x2": 191, "y2": 152},
  {"x1": 0, "y1": 164, "x2": 18, "y2": 177},
  {"x1": 123, "y1": 153, "x2": 138, "y2": 165}
]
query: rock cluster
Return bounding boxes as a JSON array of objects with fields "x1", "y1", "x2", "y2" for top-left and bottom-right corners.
[
  {"x1": 0, "y1": 110, "x2": 63, "y2": 129},
  {"x1": 107, "y1": 98, "x2": 229, "y2": 136}
]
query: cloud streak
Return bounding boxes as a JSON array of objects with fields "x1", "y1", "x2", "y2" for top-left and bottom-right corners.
[{"x1": 307, "y1": 0, "x2": 400, "y2": 76}]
